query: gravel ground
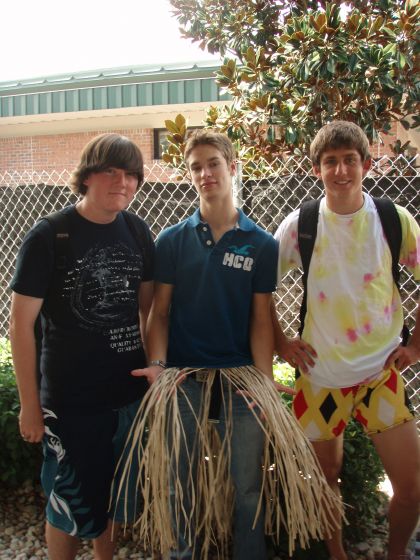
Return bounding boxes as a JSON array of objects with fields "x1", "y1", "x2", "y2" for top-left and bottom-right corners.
[
  {"x1": 0, "y1": 480, "x2": 409, "y2": 560},
  {"x1": 0, "y1": 481, "x2": 152, "y2": 560}
]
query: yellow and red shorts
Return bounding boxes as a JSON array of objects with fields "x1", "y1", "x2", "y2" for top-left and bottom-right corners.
[{"x1": 293, "y1": 366, "x2": 415, "y2": 441}]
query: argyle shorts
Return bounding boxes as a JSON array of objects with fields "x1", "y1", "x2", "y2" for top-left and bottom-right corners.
[{"x1": 293, "y1": 366, "x2": 415, "y2": 441}]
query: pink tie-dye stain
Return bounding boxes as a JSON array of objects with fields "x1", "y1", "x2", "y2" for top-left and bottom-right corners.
[
  {"x1": 319, "y1": 291, "x2": 326, "y2": 302},
  {"x1": 363, "y1": 273, "x2": 374, "y2": 283},
  {"x1": 346, "y1": 328, "x2": 358, "y2": 342}
]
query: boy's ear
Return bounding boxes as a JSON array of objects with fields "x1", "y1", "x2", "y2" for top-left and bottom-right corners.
[
  {"x1": 362, "y1": 158, "x2": 372, "y2": 176},
  {"x1": 312, "y1": 164, "x2": 321, "y2": 178},
  {"x1": 230, "y1": 160, "x2": 237, "y2": 176}
]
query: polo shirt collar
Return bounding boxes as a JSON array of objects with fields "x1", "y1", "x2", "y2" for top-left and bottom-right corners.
[{"x1": 187, "y1": 208, "x2": 255, "y2": 231}]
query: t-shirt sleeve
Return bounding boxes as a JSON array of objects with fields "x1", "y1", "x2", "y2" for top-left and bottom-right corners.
[
  {"x1": 273, "y1": 209, "x2": 301, "y2": 283},
  {"x1": 9, "y1": 220, "x2": 54, "y2": 298},
  {"x1": 154, "y1": 229, "x2": 176, "y2": 285},
  {"x1": 397, "y1": 205, "x2": 420, "y2": 281},
  {"x1": 252, "y1": 233, "x2": 278, "y2": 293}
]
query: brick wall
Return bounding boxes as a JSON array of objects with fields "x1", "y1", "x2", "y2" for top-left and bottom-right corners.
[
  {"x1": 0, "y1": 121, "x2": 410, "y2": 176},
  {"x1": 0, "y1": 129, "x2": 154, "y2": 175}
]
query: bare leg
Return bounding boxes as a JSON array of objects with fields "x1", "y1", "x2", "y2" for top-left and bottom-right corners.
[
  {"x1": 371, "y1": 420, "x2": 420, "y2": 560},
  {"x1": 45, "y1": 521, "x2": 79, "y2": 560},
  {"x1": 93, "y1": 520, "x2": 120, "y2": 560},
  {"x1": 312, "y1": 435, "x2": 349, "y2": 560}
]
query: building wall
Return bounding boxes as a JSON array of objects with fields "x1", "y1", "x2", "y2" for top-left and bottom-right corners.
[
  {"x1": 0, "y1": 128, "x2": 154, "y2": 174},
  {"x1": 0, "y1": 120, "x2": 412, "y2": 176}
]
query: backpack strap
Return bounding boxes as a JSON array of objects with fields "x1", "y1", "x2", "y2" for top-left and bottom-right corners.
[
  {"x1": 297, "y1": 198, "x2": 321, "y2": 335},
  {"x1": 372, "y1": 198, "x2": 409, "y2": 345},
  {"x1": 371, "y1": 198, "x2": 402, "y2": 288},
  {"x1": 42, "y1": 210, "x2": 71, "y2": 271},
  {"x1": 35, "y1": 211, "x2": 71, "y2": 385}
]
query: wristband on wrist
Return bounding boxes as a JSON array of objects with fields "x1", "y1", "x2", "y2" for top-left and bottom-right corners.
[{"x1": 149, "y1": 360, "x2": 166, "y2": 368}]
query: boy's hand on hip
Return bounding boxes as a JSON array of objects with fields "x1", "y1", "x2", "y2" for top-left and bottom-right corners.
[
  {"x1": 384, "y1": 343, "x2": 420, "y2": 372},
  {"x1": 277, "y1": 336, "x2": 317, "y2": 373}
]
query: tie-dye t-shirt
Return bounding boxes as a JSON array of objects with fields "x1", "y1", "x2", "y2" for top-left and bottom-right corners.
[{"x1": 275, "y1": 194, "x2": 420, "y2": 388}]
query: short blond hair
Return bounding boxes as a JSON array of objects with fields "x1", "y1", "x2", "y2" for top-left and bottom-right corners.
[{"x1": 184, "y1": 129, "x2": 236, "y2": 167}]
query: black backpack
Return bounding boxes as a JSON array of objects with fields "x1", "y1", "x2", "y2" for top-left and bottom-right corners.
[
  {"x1": 34, "y1": 209, "x2": 150, "y2": 382},
  {"x1": 297, "y1": 197, "x2": 410, "y2": 345}
]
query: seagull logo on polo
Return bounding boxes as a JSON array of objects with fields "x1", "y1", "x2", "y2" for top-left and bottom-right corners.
[{"x1": 223, "y1": 245, "x2": 255, "y2": 271}]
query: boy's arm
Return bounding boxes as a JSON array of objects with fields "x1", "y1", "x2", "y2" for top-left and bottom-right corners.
[
  {"x1": 386, "y1": 208, "x2": 420, "y2": 370},
  {"x1": 250, "y1": 293, "x2": 296, "y2": 396},
  {"x1": 271, "y1": 298, "x2": 317, "y2": 373},
  {"x1": 132, "y1": 281, "x2": 173, "y2": 384},
  {"x1": 138, "y1": 280, "x2": 154, "y2": 358},
  {"x1": 273, "y1": 211, "x2": 317, "y2": 372},
  {"x1": 384, "y1": 300, "x2": 420, "y2": 371},
  {"x1": 9, "y1": 292, "x2": 44, "y2": 443},
  {"x1": 250, "y1": 293, "x2": 275, "y2": 378}
]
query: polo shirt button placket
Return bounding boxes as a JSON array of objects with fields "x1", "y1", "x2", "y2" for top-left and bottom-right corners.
[{"x1": 199, "y1": 223, "x2": 213, "y2": 247}]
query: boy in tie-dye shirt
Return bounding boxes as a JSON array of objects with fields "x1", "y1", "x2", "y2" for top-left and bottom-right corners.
[{"x1": 273, "y1": 121, "x2": 420, "y2": 560}]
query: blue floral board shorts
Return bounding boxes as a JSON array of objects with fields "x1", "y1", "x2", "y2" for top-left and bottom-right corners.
[{"x1": 41, "y1": 399, "x2": 141, "y2": 539}]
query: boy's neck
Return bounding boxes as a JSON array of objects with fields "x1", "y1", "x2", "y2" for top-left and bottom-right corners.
[
  {"x1": 199, "y1": 199, "x2": 239, "y2": 241},
  {"x1": 325, "y1": 191, "x2": 364, "y2": 215},
  {"x1": 76, "y1": 200, "x2": 119, "y2": 224}
]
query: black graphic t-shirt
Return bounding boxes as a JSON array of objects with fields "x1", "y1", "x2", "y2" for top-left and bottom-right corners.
[{"x1": 10, "y1": 206, "x2": 154, "y2": 412}]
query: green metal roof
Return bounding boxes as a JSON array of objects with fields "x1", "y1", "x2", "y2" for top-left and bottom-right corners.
[{"x1": 0, "y1": 61, "x2": 230, "y2": 118}]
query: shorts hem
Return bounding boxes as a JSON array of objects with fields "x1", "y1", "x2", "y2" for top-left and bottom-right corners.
[
  {"x1": 110, "y1": 500, "x2": 140, "y2": 524},
  {"x1": 365, "y1": 414, "x2": 416, "y2": 436},
  {"x1": 306, "y1": 414, "x2": 416, "y2": 442},
  {"x1": 45, "y1": 515, "x2": 107, "y2": 540}
]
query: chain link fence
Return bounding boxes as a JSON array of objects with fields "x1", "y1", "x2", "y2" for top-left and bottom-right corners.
[{"x1": 0, "y1": 156, "x2": 419, "y2": 411}]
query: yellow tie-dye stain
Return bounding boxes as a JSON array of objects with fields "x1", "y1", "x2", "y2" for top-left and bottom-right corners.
[
  {"x1": 343, "y1": 215, "x2": 370, "y2": 264},
  {"x1": 333, "y1": 296, "x2": 360, "y2": 342},
  {"x1": 312, "y1": 234, "x2": 336, "y2": 279}
]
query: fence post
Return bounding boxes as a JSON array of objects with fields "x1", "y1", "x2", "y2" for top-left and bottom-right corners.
[{"x1": 233, "y1": 161, "x2": 244, "y2": 209}]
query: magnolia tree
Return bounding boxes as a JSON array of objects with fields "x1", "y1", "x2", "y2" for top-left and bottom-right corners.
[{"x1": 163, "y1": 0, "x2": 419, "y2": 173}]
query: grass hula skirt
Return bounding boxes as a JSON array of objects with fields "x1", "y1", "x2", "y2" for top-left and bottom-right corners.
[{"x1": 114, "y1": 366, "x2": 343, "y2": 558}]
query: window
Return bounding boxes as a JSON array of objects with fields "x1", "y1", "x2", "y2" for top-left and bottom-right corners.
[{"x1": 153, "y1": 129, "x2": 169, "y2": 160}]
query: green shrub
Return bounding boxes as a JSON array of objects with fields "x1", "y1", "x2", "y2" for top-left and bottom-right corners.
[
  {"x1": 273, "y1": 362, "x2": 385, "y2": 556},
  {"x1": 0, "y1": 337, "x2": 42, "y2": 485}
]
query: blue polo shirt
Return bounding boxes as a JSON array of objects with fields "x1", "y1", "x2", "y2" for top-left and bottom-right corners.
[{"x1": 155, "y1": 208, "x2": 277, "y2": 368}]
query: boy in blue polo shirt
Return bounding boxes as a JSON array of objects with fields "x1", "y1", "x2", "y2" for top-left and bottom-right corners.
[
  {"x1": 137, "y1": 129, "x2": 276, "y2": 560},
  {"x1": 129, "y1": 130, "x2": 339, "y2": 560}
]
